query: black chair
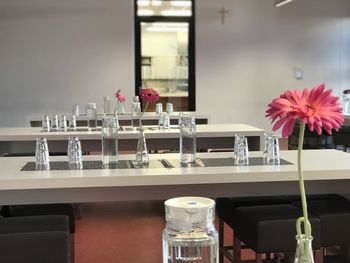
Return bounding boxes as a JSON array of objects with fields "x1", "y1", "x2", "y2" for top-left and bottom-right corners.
[{"x1": 0, "y1": 215, "x2": 71, "y2": 263}]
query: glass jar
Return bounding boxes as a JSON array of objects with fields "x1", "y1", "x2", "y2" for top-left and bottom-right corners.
[{"x1": 162, "y1": 197, "x2": 218, "y2": 263}]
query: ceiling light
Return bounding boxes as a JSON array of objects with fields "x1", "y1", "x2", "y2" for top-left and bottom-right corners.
[
  {"x1": 137, "y1": 0, "x2": 150, "y2": 6},
  {"x1": 138, "y1": 9, "x2": 154, "y2": 16},
  {"x1": 160, "y1": 10, "x2": 192, "y2": 16},
  {"x1": 170, "y1": 1, "x2": 192, "y2": 7},
  {"x1": 147, "y1": 27, "x2": 188, "y2": 33},
  {"x1": 151, "y1": 0, "x2": 162, "y2": 6},
  {"x1": 274, "y1": 0, "x2": 294, "y2": 7}
]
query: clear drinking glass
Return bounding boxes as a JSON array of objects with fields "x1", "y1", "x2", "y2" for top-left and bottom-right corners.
[
  {"x1": 166, "y1": 103, "x2": 174, "y2": 114},
  {"x1": 67, "y1": 136, "x2": 83, "y2": 170},
  {"x1": 51, "y1": 114, "x2": 59, "y2": 130},
  {"x1": 163, "y1": 113, "x2": 170, "y2": 130},
  {"x1": 35, "y1": 137, "x2": 50, "y2": 170},
  {"x1": 234, "y1": 135, "x2": 249, "y2": 165},
  {"x1": 131, "y1": 101, "x2": 141, "y2": 128},
  {"x1": 180, "y1": 116, "x2": 196, "y2": 164},
  {"x1": 102, "y1": 116, "x2": 118, "y2": 166},
  {"x1": 60, "y1": 115, "x2": 67, "y2": 131},
  {"x1": 263, "y1": 132, "x2": 273, "y2": 161},
  {"x1": 42, "y1": 115, "x2": 50, "y2": 132},
  {"x1": 68, "y1": 114, "x2": 77, "y2": 130},
  {"x1": 266, "y1": 136, "x2": 280, "y2": 165},
  {"x1": 86, "y1": 103, "x2": 97, "y2": 130},
  {"x1": 342, "y1": 94, "x2": 350, "y2": 114},
  {"x1": 156, "y1": 103, "x2": 163, "y2": 114},
  {"x1": 103, "y1": 96, "x2": 111, "y2": 115},
  {"x1": 162, "y1": 197, "x2": 218, "y2": 263},
  {"x1": 73, "y1": 104, "x2": 80, "y2": 117}
]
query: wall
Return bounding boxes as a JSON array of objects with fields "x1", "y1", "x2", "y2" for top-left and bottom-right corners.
[
  {"x1": 0, "y1": 0, "x2": 134, "y2": 126},
  {"x1": 0, "y1": 0, "x2": 349, "y2": 130}
]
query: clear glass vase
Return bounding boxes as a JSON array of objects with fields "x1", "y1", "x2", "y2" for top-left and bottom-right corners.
[
  {"x1": 294, "y1": 235, "x2": 315, "y2": 263},
  {"x1": 135, "y1": 128, "x2": 149, "y2": 165}
]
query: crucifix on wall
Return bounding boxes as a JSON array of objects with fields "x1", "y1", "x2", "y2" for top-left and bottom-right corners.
[{"x1": 218, "y1": 7, "x2": 229, "y2": 25}]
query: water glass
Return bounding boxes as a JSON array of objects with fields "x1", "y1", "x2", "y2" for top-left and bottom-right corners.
[
  {"x1": 35, "y1": 137, "x2": 50, "y2": 170},
  {"x1": 166, "y1": 103, "x2": 174, "y2": 114},
  {"x1": 86, "y1": 103, "x2": 97, "y2": 130},
  {"x1": 233, "y1": 134, "x2": 243, "y2": 160},
  {"x1": 73, "y1": 104, "x2": 80, "y2": 117},
  {"x1": 102, "y1": 116, "x2": 118, "y2": 166},
  {"x1": 162, "y1": 197, "x2": 218, "y2": 263},
  {"x1": 266, "y1": 136, "x2": 280, "y2": 165},
  {"x1": 67, "y1": 136, "x2": 83, "y2": 170},
  {"x1": 159, "y1": 112, "x2": 170, "y2": 130},
  {"x1": 180, "y1": 116, "x2": 196, "y2": 164},
  {"x1": 68, "y1": 114, "x2": 77, "y2": 130},
  {"x1": 342, "y1": 93, "x2": 350, "y2": 114},
  {"x1": 103, "y1": 96, "x2": 111, "y2": 115},
  {"x1": 234, "y1": 135, "x2": 249, "y2": 165},
  {"x1": 51, "y1": 114, "x2": 59, "y2": 130},
  {"x1": 42, "y1": 115, "x2": 50, "y2": 132},
  {"x1": 60, "y1": 115, "x2": 67, "y2": 131},
  {"x1": 263, "y1": 132, "x2": 274, "y2": 160},
  {"x1": 178, "y1": 113, "x2": 188, "y2": 127},
  {"x1": 156, "y1": 103, "x2": 163, "y2": 114}
]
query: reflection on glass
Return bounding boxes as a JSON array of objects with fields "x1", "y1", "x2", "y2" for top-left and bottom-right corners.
[{"x1": 141, "y1": 22, "x2": 189, "y2": 111}]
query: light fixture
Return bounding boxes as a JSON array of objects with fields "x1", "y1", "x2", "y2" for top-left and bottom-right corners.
[
  {"x1": 160, "y1": 9, "x2": 192, "y2": 16},
  {"x1": 137, "y1": 0, "x2": 150, "y2": 6},
  {"x1": 274, "y1": 0, "x2": 293, "y2": 7},
  {"x1": 138, "y1": 9, "x2": 154, "y2": 16},
  {"x1": 170, "y1": 1, "x2": 191, "y2": 7}
]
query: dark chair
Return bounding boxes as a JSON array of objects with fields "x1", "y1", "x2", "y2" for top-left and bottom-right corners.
[{"x1": 0, "y1": 215, "x2": 71, "y2": 263}]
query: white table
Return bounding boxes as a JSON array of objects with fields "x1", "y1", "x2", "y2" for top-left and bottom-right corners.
[
  {"x1": 0, "y1": 124, "x2": 265, "y2": 154},
  {"x1": 0, "y1": 150, "x2": 350, "y2": 205}
]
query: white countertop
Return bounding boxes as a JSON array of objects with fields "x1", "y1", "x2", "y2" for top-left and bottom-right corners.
[
  {"x1": 0, "y1": 149, "x2": 349, "y2": 204},
  {"x1": 0, "y1": 124, "x2": 265, "y2": 141}
]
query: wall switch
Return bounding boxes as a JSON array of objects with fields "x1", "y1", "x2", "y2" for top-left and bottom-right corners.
[{"x1": 295, "y1": 66, "x2": 303, "y2": 80}]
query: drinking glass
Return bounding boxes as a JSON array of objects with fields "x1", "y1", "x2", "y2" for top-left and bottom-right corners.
[
  {"x1": 234, "y1": 135, "x2": 249, "y2": 165},
  {"x1": 67, "y1": 136, "x2": 83, "y2": 170},
  {"x1": 42, "y1": 115, "x2": 50, "y2": 132},
  {"x1": 233, "y1": 134, "x2": 244, "y2": 160},
  {"x1": 266, "y1": 136, "x2": 280, "y2": 165},
  {"x1": 35, "y1": 137, "x2": 50, "y2": 170},
  {"x1": 86, "y1": 103, "x2": 97, "y2": 130},
  {"x1": 73, "y1": 104, "x2": 80, "y2": 117},
  {"x1": 166, "y1": 103, "x2": 174, "y2": 114},
  {"x1": 60, "y1": 115, "x2": 67, "y2": 131},
  {"x1": 131, "y1": 102, "x2": 141, "y2": 128},
  {"x1": 180, "y1": 116, "x2": 196, "y2": 164},
  {"x1": 163, "y1": 113, "x2": 170, "y2": 130},
  {"x1": 51, "y1": 114, "x2": 59, "y2": 130},
  {"x1": 163, "y1": 197, "x2": 218, "y2": 263},
  {"x1": 103, "y1": 96, "x2": 111, "y2": 115},
  {"x1": 263, "y1": 132, "x2": 273, "y2": 161},
  {"x1": 156, "y1": 103, "x2": 163, "y2": 114},
  {"x1": 68, "y1": 114, "x2": 77, "y2": 130},
  {"x1": 178, "y1": 113, "x2": 188, "y2": 127},
  {"x1": 102, "y1": 116, "x2": 118, "y2": 166}
]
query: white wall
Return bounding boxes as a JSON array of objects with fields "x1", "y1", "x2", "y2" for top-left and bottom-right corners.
[
  {"x1": 0, "y1": 0, "x2": 349, "y2": 130},
  {"x1": 0, "y1": 0, "x2": 134, "y2": 126}
]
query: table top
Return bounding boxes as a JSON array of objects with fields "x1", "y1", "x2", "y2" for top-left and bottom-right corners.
[
  {"x1": 1, "y1": 150, "x2": 349, "y2": 191},
  {"x1": 0, "y1": 123, "x2": 265, "y2": 141}
]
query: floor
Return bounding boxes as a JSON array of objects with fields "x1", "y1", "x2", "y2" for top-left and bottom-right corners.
[{"x1": 74, "y1": 201, "x2": 255, "y2": 263}]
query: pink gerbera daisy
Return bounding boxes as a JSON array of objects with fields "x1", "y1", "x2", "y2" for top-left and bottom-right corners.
[
  {"x1": 115, "y1": 89, "x2": 126, "y2": 103},
  {"x1": 266, "y1": 83, "x2": 344, "y2": 137},
  {"x1": 139, "y1": 88, "x2": 160, "y2": 104}
]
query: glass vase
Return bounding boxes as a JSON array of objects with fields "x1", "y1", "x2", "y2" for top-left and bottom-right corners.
[
  {"x1": 116, "y1": 101, "x2": 125, "y2": 115},
  {"x1": 294, "y1": 235, "x2": 314, "y2": 263},
  {"x1": 135, "y1": 128, "x2": 149, "y2": 166}
]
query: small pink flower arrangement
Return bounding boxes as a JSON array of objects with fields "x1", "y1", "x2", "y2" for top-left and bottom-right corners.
[
  {"x1": 115, "y1": 89, "x2": 126, "y2": 103},
  {"x1": 266, "y1": 83, "x2": 343, "y2": 256},
  {"x1": 139, "y1": 87, "x2": 160, "y2": 104}
]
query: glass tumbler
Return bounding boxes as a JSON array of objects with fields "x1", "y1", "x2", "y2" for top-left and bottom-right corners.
[
  {"x1": 67, "y1": 136, "x2": 83, "y2": 170},
  {"x1": 234, "y1": 136, "x2": 249, "y2": 165},
  {"x1": 42, "y1": 115, "x2": 50, "y2": 132},
  {"x1": 266, "y1": 136, "x2": 280, "y2": 165},
  {"x1": 156, "y1": 103, "x2": 163, "y2": 114},
  {"x1": 86, "y1": 103, "x2": 97, "y2": 130},
  {"x1": 162, "y1": 196, "x2": 218, "y2": 263},
  {"x1": 35, "y1": 137, "x2": 50, "y2": 170},
  {"x1": 69, "y1": 114, "x2": 77, "y2": 130},
  {"x1": 102, "y1": 116, "x2": 118, "y2": 166},
  {"x1": 180, "y1": 116, "x2": 196, "y2": 164},
  {"x1": 60, "y1": 115, "x2": 67, "y2": 131},
  {"x1": 51, "y1": 114, "x2": 59, "y2": 130},
  {"x1": 166, "y1": 103, "x2": 174, "y2": 114}
]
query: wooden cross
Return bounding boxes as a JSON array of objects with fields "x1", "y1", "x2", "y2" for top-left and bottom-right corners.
[{"x1": 218, "y1": 7, "x2": 229, "y2": 25}]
